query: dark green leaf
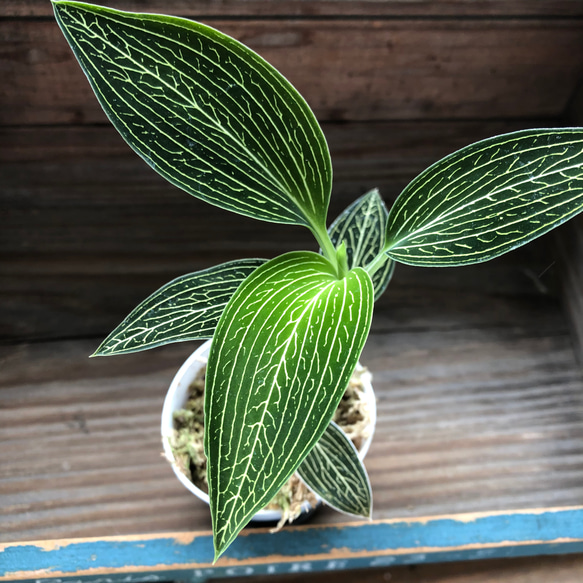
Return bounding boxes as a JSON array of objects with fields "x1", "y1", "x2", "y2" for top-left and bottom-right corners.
[
  {"x1": 205, "y1": 251, "x2": 374, "y2": 559},
  {"x1": 52, "y1": 1, "x2": 331, "y2": 229},
  {"x1": 385, "y1": 128, "x2": 583, "y2": 266},
  {"x1": 328, "y1": 188, "x2": 395, "y2": 299},
  {"x1": 94, "y1": 259, "x2": 266, "y2": 356},
  {"x1": 297, "y1": 421, "x2": 372, "y2": 518}
]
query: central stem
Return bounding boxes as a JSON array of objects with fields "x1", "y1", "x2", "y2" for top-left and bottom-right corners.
[{"x1": 310, "y1": 223, "x2": 344, "y2": 278}]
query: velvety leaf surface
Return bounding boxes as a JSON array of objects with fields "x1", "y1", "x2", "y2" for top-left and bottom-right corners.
[
  {"x1": 385, "y1": 128, "x2": 583, "y2": 266},
  {"x1": 94, "y1": 259, "x2": 266, "y2": 356},
  {"x1": 52, "y1": 1, "x2": 331, "y2": 229},
  {"x1": 204, "y1": 251, "x2": 374, "y2": 559},
  {"x1": 328, "y1": 188, "x2": 395, "y2": 300},
  {"x1": 297, "y1": 421, "x2": 372, "y2": 518}
]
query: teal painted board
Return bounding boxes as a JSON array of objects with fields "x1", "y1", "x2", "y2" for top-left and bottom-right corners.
[
  {"x1": 4, "y1": 545, "x2": 583, "y2": 583},
  {"x1": 1, "y1": 507, "x2": 583, "y2": 582}
]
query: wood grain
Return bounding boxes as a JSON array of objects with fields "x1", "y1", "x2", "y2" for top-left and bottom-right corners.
[
  {"x1": 556, "y1": 216, "x2": 583, "y2": 365},
  {"x1": 0, "y1": 340, "x2": 214, "y2": 541},
  {"x1": 4, "y1": 18, "x2": 583, "y2": 125},
  {"x1": 2, "y1": 1, "x2": 583, "y2": 569},
  {"x1": 229, "y1": 554, "x2": 583, "y2": 583},
  {"x1": 4, "y1": 0, "x2": 583, "y2": 18},
  {"x1": 1, "y1": 254, "x2": 582, "y2": 542},
  {"x1": 2, "y1": 120, "x2": 547, "y2": 342}
]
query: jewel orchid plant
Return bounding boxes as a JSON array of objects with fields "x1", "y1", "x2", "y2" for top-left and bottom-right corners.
[{"x1": 53, "y1": 0, "x2": 583, "y2": 560}]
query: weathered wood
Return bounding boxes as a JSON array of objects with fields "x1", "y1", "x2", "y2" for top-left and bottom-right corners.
[
  {"x1": 1, "y1": 509, "x2": 583, "y2": 580},
  {"x1": 3, "y1": 120, "x2": 550, "y2": 342},
  {"x1": 556, "y1": 216, "x2": 583, "y2": 365},
  {"x1": 1, "y1": 259, "x2": 582, "y2": 542},
  {"x1": 0, "y1": 340, "x2": 213, "y2": 541},
  {"x1": 231, "y1": 555, "x2": 583, "y2": 583},
  {"x1": 2, "y1": 2, "x2": 583, "y2": 579},
  {"x1": 3, "y1": 18, "x2": 583, "y2": 125},
  {"x1": 4, "y1": 0, "x2": 583, "y2": 18}
]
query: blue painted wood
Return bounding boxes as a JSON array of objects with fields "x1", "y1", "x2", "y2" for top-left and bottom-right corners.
[{"x1": 2, "y1": 508, "x2": 583, "y2": 582}]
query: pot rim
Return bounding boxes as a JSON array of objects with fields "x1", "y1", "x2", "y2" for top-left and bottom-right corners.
[{"x1": 161, "y1": 339, "x2": 376, "y2": 522}]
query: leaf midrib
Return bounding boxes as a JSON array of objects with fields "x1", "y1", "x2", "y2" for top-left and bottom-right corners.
[
  {"x1": 388, "y1": 160, "x2": 583, "y2": 252},
  {"x1": 389, "y1": 134, "x2": 582, "y2": 240}
]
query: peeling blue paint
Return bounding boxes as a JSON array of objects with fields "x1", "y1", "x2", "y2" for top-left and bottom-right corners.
[{"x1": 2, "y1": 508, "x2": 583, "y2": 581}]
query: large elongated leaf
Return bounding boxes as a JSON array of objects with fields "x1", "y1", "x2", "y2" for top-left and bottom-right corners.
[
  {"x1": 94, "y1": 259, "x2": 266, "y2": 356},
  {"x1": 205, "y1": 251, "x2": 374, "y2": 559},
  {"x1": 53, "y1": 1, "x2": 331, "y2": 229},
  {"x1": 384, "y1": 128, "x2": 583, "y2": 266},
  {"x1": 297, "y1": 421, "x2": 372, "y2": 518},
  {"x1": 328, "y1": 188, "x2": 395, "y2": 300}
]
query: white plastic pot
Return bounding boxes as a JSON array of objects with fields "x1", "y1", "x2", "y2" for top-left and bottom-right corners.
[{"x1": 161, "y1": 339, "x2": 376, "y2": 523}]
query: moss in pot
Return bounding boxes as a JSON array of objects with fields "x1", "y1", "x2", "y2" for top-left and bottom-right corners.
[
  {"x1": 53, "y1": 0, "x2": 583, "y2": 561},
  {"x1": 163, "y1": 340, "x2": 375, "y2": 529}
]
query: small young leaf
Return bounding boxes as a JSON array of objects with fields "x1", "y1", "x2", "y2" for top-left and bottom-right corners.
[
  {"x1": 385, "y1": 128, "x2": 583, "y2": 266},
  {"x1": 205, "y1": 251, "x2": 374, "y2": 560},
  {"x1": 94, "y1": 259, "x2": 266, "y2": 356},
  {"x1": 328, "y1": 188, "x2": 395, "y2": 299},
  {"x1": 52, "y1": 1, "x2": 332, "y2": 230},
  {"x1": 297, "y1": 421, "x2": 372, "y2": 518}
]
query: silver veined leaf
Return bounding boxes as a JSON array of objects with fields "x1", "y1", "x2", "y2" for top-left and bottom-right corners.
[
  {"x1": 93, "y1": 259, "x2": 266, "y2": 356},
  {"x1": 205, "y1": 251, "x2": 374, "y2": 559},
  {"x1": 52, "y1": 1, "x2": 332, "y2": 230},
  {"x1": 385, "y1": 128, "x2": 583, "y2": 266},
  {"x1": 328, "y1": 188, "x2": 395, "y2": 300},
  {"x1": 297, "y1": 421, "x2": 372, "y2": 518}
]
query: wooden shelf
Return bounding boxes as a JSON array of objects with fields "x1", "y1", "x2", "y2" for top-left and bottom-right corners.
[
  {"x1": 2, "y1": 241, "x2": 583, "y2": 579},
  {"x1": 2, "y1": 1, "x2": 583, "y2": 579}
]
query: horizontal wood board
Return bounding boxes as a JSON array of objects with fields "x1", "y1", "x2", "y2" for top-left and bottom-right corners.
[
  {"x1": 2, "y1": 1, "x2": 583, "y2": 576},
  {"x1": 0, "y1": 120, "x2": 558, "y2": 342},
  {"x1": 208, "y1": 555, "x2": 583, "y2": 583},
  {"x1": 189, "y1": 555, "x2": 583, "y2": 583},
  {"x1": 2, "y1": 509, "x2": 583, "y2": 580},
  {"x1": 3, "y1": 18, "x2": 583, "y2": 125},
  {"x1": 2, "y1": 248, "x2": 583, "y2": 542},
  {"x1": 4, "y1": 1, "x2": 583, "y2": 17}
]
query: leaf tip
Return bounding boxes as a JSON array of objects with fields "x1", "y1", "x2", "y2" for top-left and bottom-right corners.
[
  {"x1": 213, "y1": 537, "x2": 230, "y2": 564},
  {"x1": 90, "y1": 339, "x2": 111, "y2": 358},
  {"x1": 358, "y1": 503, "x2": 373, "y2": 520}
]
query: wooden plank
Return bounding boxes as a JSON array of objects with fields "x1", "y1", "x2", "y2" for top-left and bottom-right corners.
[
  {"x1": 1, "y1": 265, "x2": 582, "y2": 541},
  {"x1": 1, "y1": 508, "x2": 583, "y2": 581},
  {"x1": 4, "y1": 0, "x2": 583, "y2": 18},
  {"x1": 231, "y1": 554, "x2": 583, "y2": 583},
  {"x1": 3, "y1": 18, "x2": 583, "y2": 125},
  {"x1": 2, "y1": 120, "x2": 547, "y2": 342}
]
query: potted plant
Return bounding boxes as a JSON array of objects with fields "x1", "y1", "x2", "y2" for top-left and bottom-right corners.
[
  {"x1": 160, "y1": 338, "x2": 376, "y2": 529},
  {"x1": 53, "y1": 0, "x2": 583, "y2": 561}
]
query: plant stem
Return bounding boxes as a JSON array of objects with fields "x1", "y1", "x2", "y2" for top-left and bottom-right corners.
[
  {"x1": 365, "y1": 248, "x2": 391, "y2": 277},
  {"x1": 311, "y1": 224, "x2": 339, "y2": 272}
]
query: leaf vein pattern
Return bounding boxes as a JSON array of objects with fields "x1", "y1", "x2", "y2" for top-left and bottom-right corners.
[{"x1": 58, "y1": 5, "x2": 331, "y2": 225}]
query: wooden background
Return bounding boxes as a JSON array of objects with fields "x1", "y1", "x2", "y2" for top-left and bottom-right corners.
[
  {"x1": 2, "y1": 1, "x2": 583, "y2": 578},
  {"x1": 4, "y1": 0, "x2": 583, "y2": 344}
]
